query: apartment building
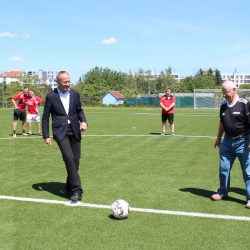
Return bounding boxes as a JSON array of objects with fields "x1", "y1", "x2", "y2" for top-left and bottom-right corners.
[
  {"x1": 221, "y1": 73, "x2": 250, "y2": 87},
  {"x1": 0, "y1": 69, "x2": 58, "y2": 89},
  {"x1": 26, "y1": 69, "x2": 58, "y2": 89}
]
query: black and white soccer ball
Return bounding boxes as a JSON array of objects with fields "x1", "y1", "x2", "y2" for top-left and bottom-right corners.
[{"x1": 111, "y1": 199, "x2": 130, "y2": 219}]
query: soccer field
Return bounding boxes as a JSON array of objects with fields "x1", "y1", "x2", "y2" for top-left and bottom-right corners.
[{"x1": 0, "y1": 107, "x2": 249, "y2": 250}]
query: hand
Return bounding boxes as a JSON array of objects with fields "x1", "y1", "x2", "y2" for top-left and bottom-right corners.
[
  {"x1": 45, "y1": 138, "x2": 52, "y2": 146},
  {"x1": 80, "y1": 122, "x2": 88, "y2": 132},
  {"x1": 214, "y1": 138, "x2": 221, "y2": 148},
  {"x1": 248, "y1": 143, "x2": 250, "y2": 152}
]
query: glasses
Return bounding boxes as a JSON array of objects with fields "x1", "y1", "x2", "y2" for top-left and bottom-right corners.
[{"x1": 61, "y1": 81, "x2": 71, "y2": 84}]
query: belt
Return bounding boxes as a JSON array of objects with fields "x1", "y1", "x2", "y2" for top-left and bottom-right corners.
[{"x1": 226, "y1": 134, "x2": 248, "y2": 141}]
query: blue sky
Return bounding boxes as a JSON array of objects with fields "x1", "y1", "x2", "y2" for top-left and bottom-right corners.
[{"x1": 1, "y1": 0, "x2": 250, "y2": 83}]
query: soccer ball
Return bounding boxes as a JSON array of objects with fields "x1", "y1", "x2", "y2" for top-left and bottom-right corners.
[{"x1": 111, "y1": 199, "x2": 130, "y2": 219}]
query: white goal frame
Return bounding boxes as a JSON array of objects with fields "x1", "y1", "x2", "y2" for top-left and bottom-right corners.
[{"x1": 193, "y1": 89, "x2": 250, "y2": 109}]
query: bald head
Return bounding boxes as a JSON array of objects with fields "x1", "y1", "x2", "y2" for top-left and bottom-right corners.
[
  {"x1": 222, "y1": 80, "x2": 236, "y2": 91},
  {"x1": 222, "y1": 80, "x2": 238, "y2": 103}
]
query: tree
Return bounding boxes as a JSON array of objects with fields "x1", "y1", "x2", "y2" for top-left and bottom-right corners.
[
  {"x1": 178, "y1": 74, "x2": 215, "y2": 93},
  {"x1": 155, "y1": 72, "x2": 165, "y2": 93},
  {"x1": 165, "y1": 66, "x2": 172, "y2": 75},
  {"x1": 19, "y1": 73, "x2": 41, "y2": 85},
  {"x1": 178, "y1": 76, "x2": 194, "y2": 93},
  {"x1": 196, "y1": 68, "x2": 204, "y2": 75},
  {"x1": 239, "y1": 84, "x2": 250, "y2": 89},
  {"x1": 163, "y1": 67, "x2": 177, "y2": 93},
  {"x1": 214, "y1": 69, "x2": 223, "y2": 87},
  {"x1": 207, "y1": 68, "x2": 213, "y2": 77},
  {"x1": 75, "y1": 66, "x2": 128, "y2": 104},
  {"x1": 192, "y1": 74, "x2": 214, "y2": 90}
]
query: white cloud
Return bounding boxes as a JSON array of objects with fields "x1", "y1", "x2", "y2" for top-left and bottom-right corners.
[
  {"x1": 8, "y1": 56, "x2": 23, "y2": 61},
  {"x1": 0, "y1": 32, "x2": 31, "y2": 38},
  {"x1": 0, "y1": 32, "x2": 18, "y2": 38},
  {"x1": 100, "y1": 37, "x2": 117, "y2": 45}
]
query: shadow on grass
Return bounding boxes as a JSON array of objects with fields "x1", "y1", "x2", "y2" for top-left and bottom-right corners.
[
  {"x1": 32, "y1": 182, "x2": 68, "y2": 199},
  {"x1": 179, "y1": 187, "x2": 246, "y2": 205},
  {"x1": 108, "y1": 214, "x2": 128, "y2": 220}
]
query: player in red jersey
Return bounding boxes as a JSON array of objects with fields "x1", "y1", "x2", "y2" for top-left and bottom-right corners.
[
  {"x1": 160, "y1": 87, "x2": 176, "y2": 136},
  {"x1": 25, "y1": 90, "x2": 43, "y2": 136},
  {"x1": 11, "y1": 87, "x2": 29, "y2": 137}
]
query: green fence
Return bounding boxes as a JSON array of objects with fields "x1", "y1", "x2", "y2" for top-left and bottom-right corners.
[
  {"x1": 125, "y1": 96, "x2": 193, "y2": 108},
  {"x1": 125, "y1": 97, "x2": 160, "y2": 106}
]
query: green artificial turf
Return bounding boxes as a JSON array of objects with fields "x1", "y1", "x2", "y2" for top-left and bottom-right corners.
[{"x1": 0, "y1": 107, "x2": 249, "y2": 250}]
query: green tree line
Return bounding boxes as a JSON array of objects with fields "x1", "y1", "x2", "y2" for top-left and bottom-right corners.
[
  {"x1": 74, "y1": 66, "x2": 224, "y2": 104},
  {"x1": 3, "y1": 66, "x2": 249, "y2": 106}
]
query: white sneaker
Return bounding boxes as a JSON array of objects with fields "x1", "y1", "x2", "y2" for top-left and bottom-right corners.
[
  {"x1": 245, "y1": 201, "x2": 250, "y2": 209},
  {"x1": 211, "y1": 193, "x2": 223, "y2": 201},
  {"x1": 13, "y1": 134, "x2": 16, "y2": 138},
  {"x1": 161, "y1": 133, "x2": 165, "y2": 136}
]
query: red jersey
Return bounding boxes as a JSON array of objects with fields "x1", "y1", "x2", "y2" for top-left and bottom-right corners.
[
  {"x1": 26, "y1": 96, "x2": 43, "y2": 114},
  {"x1": 12, "y1": 92, "x2": 29, "y2": 110},
  {"x1": 160, "y1": 94, "x2": 176, "y2": 114}
]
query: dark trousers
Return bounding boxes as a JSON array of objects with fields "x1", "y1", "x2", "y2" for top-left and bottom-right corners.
[{"x1": 57, "y1": 126, "x2": 83, "y2": 195}]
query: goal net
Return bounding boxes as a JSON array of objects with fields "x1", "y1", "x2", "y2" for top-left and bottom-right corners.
[{"x1": 193, "y1": 89, "x2": 250, "y2": 109}]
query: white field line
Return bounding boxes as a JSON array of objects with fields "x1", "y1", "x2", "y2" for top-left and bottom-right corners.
[
  {"x1": 0, "y1": 195, "x2": 249, "y2": 221},
  {"x1": 84, "y1": 134, "x2": 216, "y2": 139},
  {"x1": 0, "y1": 134, "x2": 216, "y2": 140},
  {"x1": 134, "y1": 113, "x2": 217, "y2": 116}
]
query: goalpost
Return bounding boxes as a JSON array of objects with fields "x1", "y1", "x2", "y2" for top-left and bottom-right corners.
[{"x1": 193, "y1": 89, "x2": 250, "y2": 109}]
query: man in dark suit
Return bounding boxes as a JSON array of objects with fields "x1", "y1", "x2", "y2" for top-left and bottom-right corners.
[{"x1": 42, "y1": 71, "x2": 88, "y2": 201}]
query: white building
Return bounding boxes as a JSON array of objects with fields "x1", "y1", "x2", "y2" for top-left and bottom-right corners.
[
  {"x1": 0, "y1": 71, "x2": 23, "y2": 84},
  {"x1": 0, "y1": 69, "x2": 58, "y2": 89},
  {"x1": 221, "y1": 73, "x2": 250, "y2": 87},
  {"x1": 26, "y1": 69, "x2": 58, "y2": 89}
]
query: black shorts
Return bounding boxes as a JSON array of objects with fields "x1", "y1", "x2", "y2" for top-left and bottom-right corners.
[
  {"x1": 13, "y1": 109, "x2": 26, "y2": 122},
  {"x1": 162, "y1": 113, "x2": 174, "y2": 124}
]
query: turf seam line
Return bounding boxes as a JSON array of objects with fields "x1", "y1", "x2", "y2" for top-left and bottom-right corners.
[{"x1": 0, "y1": 195, "x2": 249, "y2": 221}]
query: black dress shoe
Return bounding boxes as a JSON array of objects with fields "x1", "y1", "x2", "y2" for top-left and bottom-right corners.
[{"x1": 70, "y1": 192, "x2": 82, "y2": 201}]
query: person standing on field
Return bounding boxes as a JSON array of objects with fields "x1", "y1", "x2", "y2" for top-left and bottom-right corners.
[
  {"x1": 212, "y1": 80, "x2": 250, "y2": 209},
  {"x1": 160, "y1": 87, "x2": 176, "y2": 136},
  {"x1": 11, "y1": 87, "x2": 29, "y2": 137},
  {"x1": 25, "y1": 90, "x2": 43, "y2": 136},
  {"x1": 42, "y1": 71, "x2": 88, "y2": 202}
]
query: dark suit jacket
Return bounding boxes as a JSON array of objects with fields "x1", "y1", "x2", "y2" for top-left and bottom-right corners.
[{"x1": 42, "y1": 88, "x2": 87, "y2": 142}]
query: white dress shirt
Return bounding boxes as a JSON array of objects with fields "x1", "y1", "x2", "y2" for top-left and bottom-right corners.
[{"x1": 58, "y1": 88, "x2": 70, "y2": 123}]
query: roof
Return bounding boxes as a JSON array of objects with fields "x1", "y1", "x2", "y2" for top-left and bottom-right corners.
[
  {"x1": 110, "y1": 91, "x2": 124, "y2": 99},
  {"x1": 0, "y1": 71, "x2": 23, "y2": 78}
]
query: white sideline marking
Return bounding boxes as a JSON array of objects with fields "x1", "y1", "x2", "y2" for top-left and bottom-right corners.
[
  {"x1": 0, "y1": 136, "x2": 43, "y2": 140},
  {"x1": 0, "y1": 195, "x2": 249, "y2": 221},
  {"x1": 83, "y1": 134, "x2": 216, "y2": 139},
  {"x1": 0, "y1": 134, "x2": 216, "y2": 140},
  {"x1": 134, "y1": 113, "x2": 217, "y2": 117}
]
